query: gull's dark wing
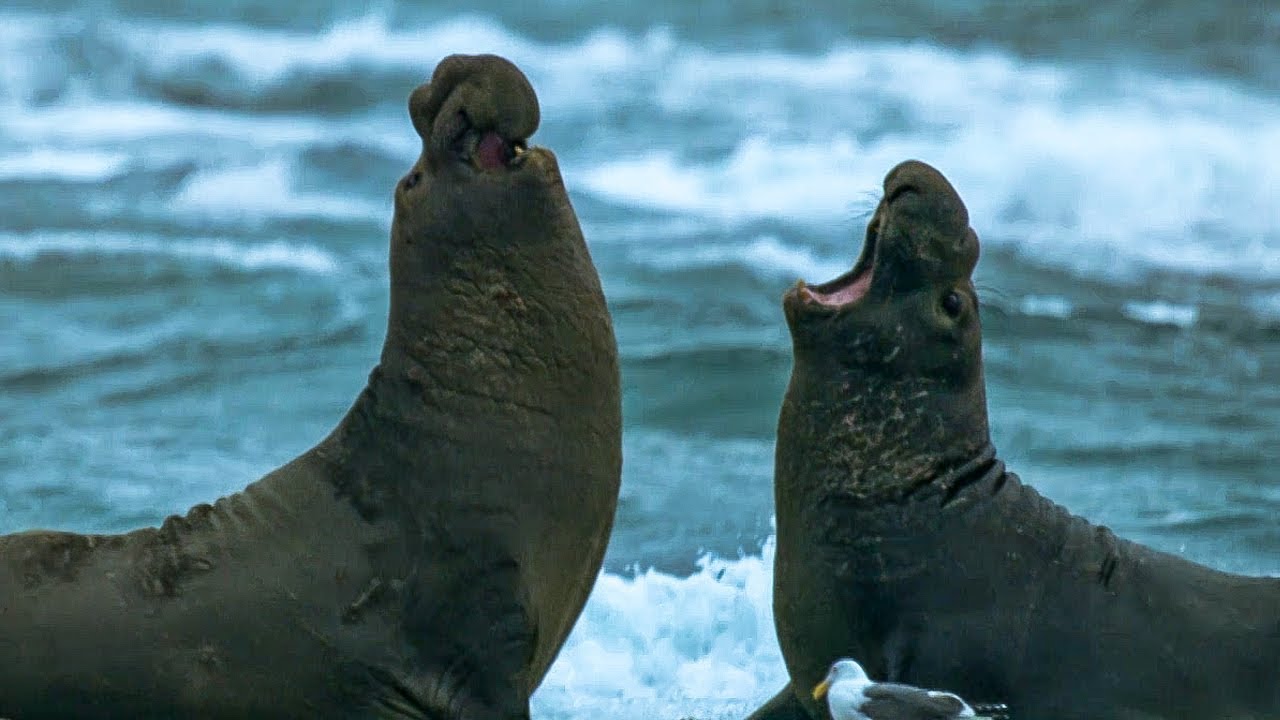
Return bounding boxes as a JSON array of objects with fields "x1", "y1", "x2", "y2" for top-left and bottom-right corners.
[
  {"x1": 971, "y1": 702, "x2": 1010, "y2": 720},
  {"x1": 861, "y1": 683, "x2": 970, "y2": 720}
]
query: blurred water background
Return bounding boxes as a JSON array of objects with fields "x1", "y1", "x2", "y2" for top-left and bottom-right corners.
[{"x1": 1, "y1": 1, "x2": 1278, "y2": 717}]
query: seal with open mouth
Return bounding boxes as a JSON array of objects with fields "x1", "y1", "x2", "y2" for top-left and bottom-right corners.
[
  {"x1": 0, "y1": 54, "x2": 621, "y2": 719},
  {"x1": 746, "y1": 160, "x2": 1280, "y2": 720}
]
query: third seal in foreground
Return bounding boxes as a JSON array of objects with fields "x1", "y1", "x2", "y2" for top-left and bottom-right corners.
[{"x1": 748, "y1": 160, "x2": 1280, "y2": 720}]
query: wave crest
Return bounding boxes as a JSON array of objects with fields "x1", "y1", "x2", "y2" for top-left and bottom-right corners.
[{"x1": 535, "y1": 538, "x2": 784, "y2": 720}]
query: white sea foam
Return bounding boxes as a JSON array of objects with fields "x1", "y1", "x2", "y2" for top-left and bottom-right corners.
[
  {"x1": 171, "y1": 158, "x2": 387, "y2": 224},
  {"x1": 2, "y1": 100, "x2": 410, "y2": 154},
  {"x1": 1122, "y1": 300, "x2": 1199, "y2": 328},
  {"x1": 112, "y1": 14, "x2": 664, "y2": 112},
  {"x1": 5, "y1": 104, "x2": 406, "y2": 224},
  {"x1": 0, "y1": 148, "x2": 130, "y2": 181},
  {"x1": 567, "y1": 37, "x2": 1280, "y2": 284},
  {"x1": 9, "y1": 14, "x2": 1278, "y2": 284},
  {"x1": 533, "y1": 539, "x2": 785, "y2": 720},
  {"x1": 116, "y1": 14, "x2": 527, "y2": 88},
  {"x1": 583, "y1": 117, "x2": 1280, "y2": 283},
  {"x1": 1018, "y1": 295, "x2": 1075, "y2": 319},
  {"x1": 0, "y1": 231, "x2": 341, "y2": 275},
  {"x1": 581, "y1": 136, "x2": 879, "y2": 223},
  {"x1": 628, "y1": 234, "x2": 848, "y2": 283}
]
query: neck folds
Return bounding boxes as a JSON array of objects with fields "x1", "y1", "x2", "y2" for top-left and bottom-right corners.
[{"x1": 777, "y1": 371, "x2": 994, "y2": 507}]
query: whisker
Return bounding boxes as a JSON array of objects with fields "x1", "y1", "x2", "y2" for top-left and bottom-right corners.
[
  {"x1": 975, "y1": 283, "x2": 1013, "y2": 318},
  {"x1": 844, "y1": 192, "x2": 879, "y2": 224},
  {"x1": 975, "y1": 282, "x2": 1010, "y2": 302}
]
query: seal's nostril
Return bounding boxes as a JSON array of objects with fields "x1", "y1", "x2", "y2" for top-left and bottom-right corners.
[
  {"x1": 448, "y1": 110, "x2": 473, "y2": 156},
  {"x1": 404, "y1": 172, "x2": 421, "y2": 190},
  {"x1": 886, "y1": 183, "x2": 918, "y2": 206}
]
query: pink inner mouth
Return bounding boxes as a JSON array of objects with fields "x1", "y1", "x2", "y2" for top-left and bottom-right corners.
[
  {"x1": 475, "y1": 131, "x2": 508, "y2": 170},
  {"x1": 801, "y1": 268, "x2": 872, "y2": 307}
]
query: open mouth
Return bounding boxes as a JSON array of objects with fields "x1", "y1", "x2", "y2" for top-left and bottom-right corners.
[
  {"x1": 451, "y1": 112, "x2": 528, "y2": 172},
  {"x1": 796, "y1": 217, "x2": 879, "y2": 309}
]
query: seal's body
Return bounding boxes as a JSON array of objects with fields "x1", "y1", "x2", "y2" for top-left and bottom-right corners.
[
  {"x1": 0, "y1": 54, "x2": 621, "y2": 720},
  {"x1": 749, "y1": 161, "x2": 1280, "y2": 720}
]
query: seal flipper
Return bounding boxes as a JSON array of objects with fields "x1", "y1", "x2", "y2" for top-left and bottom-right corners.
[
  {"x1": 340, "y1": 664, "x2": 530, "y2": 720},
  {"x1": 744, "y1": 684, "x2": 811, "y2": 720},
  {"x1": 398, "y1": 534, "x2": 539, "y2": 720},
  {"x1": 337, "y1": 559, "x2": 537, "y2": 720}
]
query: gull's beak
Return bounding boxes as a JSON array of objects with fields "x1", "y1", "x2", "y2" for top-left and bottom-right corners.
[{"x1": 812, "y1": 677, "x2": 831, "y2": 701}]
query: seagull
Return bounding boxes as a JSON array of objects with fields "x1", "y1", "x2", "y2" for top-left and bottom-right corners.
[{"x1": 812, "y1": 658, "x2": 1009, "y2": 720}]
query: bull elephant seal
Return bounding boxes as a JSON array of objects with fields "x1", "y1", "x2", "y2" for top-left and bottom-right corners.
[
  {"x1": 0, "y1": 54, "x2": 621, "y2": 719},
  {"x1": 748, "y1": 160, "x2": 1280, "y2": 720}
]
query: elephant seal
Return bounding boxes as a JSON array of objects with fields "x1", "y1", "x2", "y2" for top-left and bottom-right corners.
[
  {"x1": 748, "y1": 160, "x2": 1280, "y2": 720},
  {"x1": 0, "y1": 54, "x2": 621, "y2": 719}
]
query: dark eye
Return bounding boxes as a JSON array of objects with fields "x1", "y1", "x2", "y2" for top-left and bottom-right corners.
[
  {"x1": 403, "y1": 171, "x2": 421, "y2": 190},
  {"x1": 942, "y1": 291, "x2": 963, "y2": 317}
]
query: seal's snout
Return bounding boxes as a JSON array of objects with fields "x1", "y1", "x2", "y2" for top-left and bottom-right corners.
[
  {"x1": 787, "y1": 160, "x2": 977, "y2": 316},
  {"x1": 408, "y1": 54, "x2": 541, "y2": 172},
  {"x1": 882, "y1": 159, "x2": 969, "y2": 237}
]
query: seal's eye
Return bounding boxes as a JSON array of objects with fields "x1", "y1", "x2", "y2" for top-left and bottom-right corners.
[
  {"x1": 404, "y1": 171, "x2": 421, "y2": 190},
  {"x1": 942, "y1": 291, "x2": 963, "y2": 318}
]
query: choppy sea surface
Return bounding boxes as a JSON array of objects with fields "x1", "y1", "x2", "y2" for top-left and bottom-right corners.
[{"x1": 2, "y1": 2, "x2": 1278, "y2": 717}]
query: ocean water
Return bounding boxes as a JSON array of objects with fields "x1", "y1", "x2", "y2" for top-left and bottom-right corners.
[{"x1": 2, "y1": 2, "x2": 1279, "y2": 718}]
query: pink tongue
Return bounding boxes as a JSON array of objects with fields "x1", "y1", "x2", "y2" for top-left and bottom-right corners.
[
  {"x1": 476, "y1": 131, "x2": 507, "y2": 170},
  {"x1": 804, "y1": 270, "x2": 872, "y2": 306},
  {"x1": 832, "y1": 271, "x2": 872, "y2": 304}
]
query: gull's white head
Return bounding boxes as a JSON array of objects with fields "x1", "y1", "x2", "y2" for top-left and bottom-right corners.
[{"x1": 812, "y1": 658, "x2": 870, "y2": 701}]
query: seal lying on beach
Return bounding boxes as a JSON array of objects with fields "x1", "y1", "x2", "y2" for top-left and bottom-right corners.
[
  {"x1": 0, "y1": 54, "x2": 621, "y2": 719},
  {"x1": 747, "y1": 160, "x2": 1280, "y2": 720}
]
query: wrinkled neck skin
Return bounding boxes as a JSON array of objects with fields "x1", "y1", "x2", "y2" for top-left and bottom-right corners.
[
  {"x1": 313, "y1": 148, "x2": 619, "y2": 605},
  {"x1": 320, "y1": 109, "x2": 616, "y2": 533},
  {"x1": 340, "y1": 51, "x2": 614, "y2": 491},
  {"x1": 777, "y1": 333, "x2": 994, "y2": 516},
  {"x1": 376, "y1": 174, "x2": 600, "y2": 437}
]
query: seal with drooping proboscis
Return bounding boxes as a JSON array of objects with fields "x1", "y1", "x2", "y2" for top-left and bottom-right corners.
[{"x1": 0, "y1": 54, "x2": 621, "y2": 720}]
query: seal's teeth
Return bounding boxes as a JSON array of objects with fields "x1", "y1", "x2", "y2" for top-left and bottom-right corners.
[
  {"x1": 507, "y1": 141, "x2": 529, "y2": 167},
  {"x1": 798, "y1": 284, "x2": 820, "y2": 305}
]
